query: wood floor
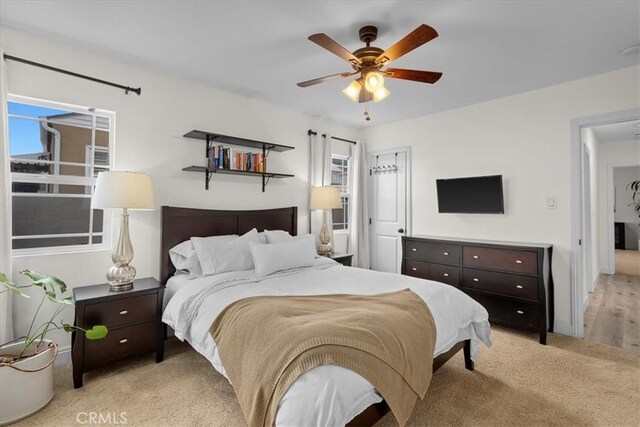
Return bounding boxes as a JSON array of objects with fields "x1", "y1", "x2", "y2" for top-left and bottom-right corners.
[
  {"x1": 584, "y1": 272, "x2": 640, "y2": 353},
  {"x1": 615, "y1": 249, "x2": 640, "y2": 276}
]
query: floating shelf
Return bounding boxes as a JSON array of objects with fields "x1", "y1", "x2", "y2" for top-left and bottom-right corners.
[{"x1": 182, "y1": 130, "x2": 295, "y2": 192}]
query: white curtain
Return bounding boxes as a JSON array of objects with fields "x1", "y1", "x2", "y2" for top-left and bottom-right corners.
[
  {"x1": 309, "y1": 132, "x2": 333, "y2": 248},
  {"x1": 0, "y1": 48, "x2": 13, "y2": 343},
  {"x1": 349, "y1": 140, "x2": 370, "y2": 268}
]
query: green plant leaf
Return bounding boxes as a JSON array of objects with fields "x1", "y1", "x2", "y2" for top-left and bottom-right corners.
[
  {"x1": 21, "y1": 270, "x2": 67, "y2": 294},
  {"x1": 0, "y1": 278, "x2": 31, "y2": 299},
  {"x1": 62, "y1": 323, "x2": 74, "y2": 333},
  {"x1": 44, "y1": 290, "x2": 73, "y2": 305},
  {"x1": 85, "y1": 325, "x2": 108, "y2": 340}
]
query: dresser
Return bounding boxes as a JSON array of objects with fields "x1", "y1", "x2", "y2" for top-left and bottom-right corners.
[
  {"x1": 72, "y1": 278, "x2": 164, "y2": 388},
  {"x1": 402, "y1": 235, "x2": 553, "y2": 344}
]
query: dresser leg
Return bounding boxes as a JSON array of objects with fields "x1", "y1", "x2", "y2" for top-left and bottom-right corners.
[
  {"x1": 463, "y1": 340, "x2": 474, "y2": 371},
  {"x1": 539, "y1": 331, "x2": 547, "y2": 345},
  {"x1": 73, "y1": 368, "x2": 83, "y2": 389}
]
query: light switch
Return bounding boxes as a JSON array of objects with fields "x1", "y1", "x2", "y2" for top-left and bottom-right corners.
[{"x1": 547, "y1": 197, "x2": 557, "y2": 209}]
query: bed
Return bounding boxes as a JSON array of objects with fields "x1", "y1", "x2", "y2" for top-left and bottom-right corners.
[{"x1": 160, "y1": 206, "x2": 492, "y2": 426}]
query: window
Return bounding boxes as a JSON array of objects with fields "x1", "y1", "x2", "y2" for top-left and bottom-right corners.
[
  {"x1": 8, "y1": 96, "x2": 114, "y2": 254},
  {"x1": 331, "y1": 155, "x2": 350, "y2": 231}
]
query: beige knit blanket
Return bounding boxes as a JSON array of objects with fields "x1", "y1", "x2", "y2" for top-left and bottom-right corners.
[{"x1": 209, "y1": 289, "x2": 437, "y2": 427}]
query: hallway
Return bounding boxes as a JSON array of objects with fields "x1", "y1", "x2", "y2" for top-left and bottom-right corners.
[{"x1": 584, "y1": 273, "x2": 640, "y2": 352}]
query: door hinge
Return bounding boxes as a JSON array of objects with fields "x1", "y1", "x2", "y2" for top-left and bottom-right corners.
[
  {"x1": 369, "y1": 218, "x2": 372, "y2": 225},
  {"x1": 369, "y1": 169, "x2": 372, "y2": 176},
  {"x1": 579, "y1": 239, "x2": 582, "y2": 246}
]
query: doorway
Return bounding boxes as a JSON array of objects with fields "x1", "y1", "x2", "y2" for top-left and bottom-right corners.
[
  {"x1": 576, "y1": 116, "x2": 640, "y2": 352},
  {"x1": 368, "y1": 147, "x2": 410, "y2": 274}
]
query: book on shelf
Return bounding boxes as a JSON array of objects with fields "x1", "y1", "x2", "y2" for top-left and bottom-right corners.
[{"x1": 207, "y1": 144, "x2": 267, "y2": 173}]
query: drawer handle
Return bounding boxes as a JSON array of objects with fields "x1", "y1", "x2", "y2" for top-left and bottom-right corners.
[
  {"x1": 412, "y1": 267, "x2": 417, "y2": 271},
  {"x1": 412, "y1": 248, "x2": 417, "y2": 252},
  {"x1": 443, "y1": 273, "x2": 449, "y2": 277},
  {"x1": 473, "y1": 278, "x2": 479, "y2": 282},
  {"x1": 443, "y1": 252, "x2": 449, "y2": 256},
  {"x1": 516, "y1": 285, "x2": 523, "y2": 289},
  {"x1": 119, "y1": 338, "x2": 128, "y2": 344},
  {"x1": 472, "y1": 255, "x2": 479, "y2": 259},
  {"x1": 516, "y1": 260, "x2": 523, "y2": 264},
  {"x1": 119, "y1": 310, "x2": 128, "y2": 315},
  {"x1": 516, "y1": 310, "x2": 524, "y2": 315}
]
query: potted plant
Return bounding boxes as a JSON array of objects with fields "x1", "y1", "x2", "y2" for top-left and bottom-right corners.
[
  {"x1": 0, "y1": 270, "x2": 107, "y2": 425},
  {"x1": 628, "y1": 180, "x2": 640, "y2": 251}
]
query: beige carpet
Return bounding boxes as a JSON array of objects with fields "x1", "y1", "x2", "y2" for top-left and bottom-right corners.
[
  {"x1": 15, "y1": 327, "x2": 640, "y2": 427},
  {"x1": 615, "y1": 249, "x2": 640, "y2": 277}
]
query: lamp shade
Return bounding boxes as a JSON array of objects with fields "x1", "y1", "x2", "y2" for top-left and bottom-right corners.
[
  {"x1": 92, "y1": 171, "x2": 155, "y2": 210},
  {"x1": 310, "y1": 186, "x2": 342, "y2": 210}
]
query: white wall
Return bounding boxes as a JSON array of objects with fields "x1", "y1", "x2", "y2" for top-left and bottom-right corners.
[
  {"x1": 614, "y1": 166, "x2": 640, "y2": 249},
  {"x1": 580, "y1": 127, "x2": 600, "y2": 295},
  {"x1": 364, "y1": 65, "x2": 640, "y2": 333},
  {"x1": 597, "y1": 139, "x2": 640, "y2": 270},
  {"x1": 1, "y1": 26, "x2": 359, "y2": 348}
]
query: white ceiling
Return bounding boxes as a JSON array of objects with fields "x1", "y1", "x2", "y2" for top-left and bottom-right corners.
[
  {"x1": 1, "y1": 1, "x2": 638, "y2": 128},
  {"x1": 592, "y1": 120, "x2": 640, "y2": 143}
]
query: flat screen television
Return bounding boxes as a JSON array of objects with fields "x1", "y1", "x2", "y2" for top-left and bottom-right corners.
[{"x1": 436, "y1": 175, "x2": 504, "y2": 214}]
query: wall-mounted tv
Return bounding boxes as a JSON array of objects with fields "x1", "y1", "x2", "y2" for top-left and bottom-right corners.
[{"x1": 436, "y1": 175, "x2": 504, "y2": 214}]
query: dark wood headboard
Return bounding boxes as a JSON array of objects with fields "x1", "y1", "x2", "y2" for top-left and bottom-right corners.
[{"x1": 160, "y1": 206, "x2": 298, "y2": 285}]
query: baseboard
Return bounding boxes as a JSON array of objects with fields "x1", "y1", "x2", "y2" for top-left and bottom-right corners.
[
  {"x1": 553, "y1": 320, "x2": 573, "y2": 336},
  {"x1": 56, "y1": 344, "x2": 71, "y2": 366},
  {"x1": 583, "y1": 295, "x2": 590, "y2": 313}
]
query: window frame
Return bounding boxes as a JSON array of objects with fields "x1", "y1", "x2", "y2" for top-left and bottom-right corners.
[
  {"x1": 330, "y1": 154, "x2": 351, "y2": 233},
  {"x1": 8, "y1": 94, "x2": 116, "y2": 256}
]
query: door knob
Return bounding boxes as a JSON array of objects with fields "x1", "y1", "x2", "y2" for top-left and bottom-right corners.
[{"x1": 398, "y1": 228, "x2": 405, "y2": 233}]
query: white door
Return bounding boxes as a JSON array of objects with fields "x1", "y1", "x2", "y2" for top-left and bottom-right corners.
[{"x1": 369, "y1": 150, "x2": 408, "y2": 273}]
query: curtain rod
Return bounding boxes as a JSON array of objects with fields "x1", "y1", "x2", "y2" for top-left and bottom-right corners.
[
  {"x1": 307, "y1": 129, "x2": 356, "y2": 145},
  {"x1": 3, "y1": 54, "x2": 142, "y2": 95}
]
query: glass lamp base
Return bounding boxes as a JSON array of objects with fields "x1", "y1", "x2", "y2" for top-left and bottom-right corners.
[{"x1": 107, "y1": 264, "x2": 136, "y2": 292}]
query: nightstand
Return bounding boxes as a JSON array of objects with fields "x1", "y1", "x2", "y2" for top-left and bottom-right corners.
[
  {"x1": 328, "y1": 253, "x2": 353, "y2": 267},
  {"x1": 72, "y1": 277, "x2": 164, "y2": 388}
]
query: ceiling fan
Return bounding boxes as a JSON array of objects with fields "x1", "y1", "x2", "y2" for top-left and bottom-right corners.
[{"x1": 297, "y1": 24, "x2": 443, "y2": 104}]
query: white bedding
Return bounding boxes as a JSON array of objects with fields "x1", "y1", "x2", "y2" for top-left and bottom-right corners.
[{"x1": 163, "y1": 257, "x2": 492, "y2": 426}]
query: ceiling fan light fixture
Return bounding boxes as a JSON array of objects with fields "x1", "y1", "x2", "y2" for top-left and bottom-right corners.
[
  {"x1": 342, "y1": 80, "x2": 362, "y2": 102},
  {"x1": 373, "y1": 87, "x2": 390, "y2": 102},
  {"x1": 364, "y1": 71, "x2": 385, "y2": 93}
]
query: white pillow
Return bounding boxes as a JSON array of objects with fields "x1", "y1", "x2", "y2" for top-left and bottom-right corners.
[
  {"x1": 192, "y1": 229, "x2": 259, "y2": 275},
  {"x1": 169, "y1": 234, "x2": 237, "y2": 277},
  {"x1": 263, "y1": 229, "x2": 293, "y2": 243},
  {"x1": 250, "y1": 235, "x2": 317, "y2": 277}
]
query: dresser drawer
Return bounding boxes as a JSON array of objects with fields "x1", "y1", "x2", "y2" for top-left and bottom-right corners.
[
  {"x1": 467, "y1": 292, "x2": 540, "y2": 330},
  {"x1": 462, "y1": 268, "x2": 539, "y2": 300},
  {"x1": 84, "y1": 293, "x2": 157, "y2": 328},
  {"x1": 463, "y1": 246, "x2": 538, "y2": 275},
  {"x1": 84, "y1": 321, "x2": 156, "y2": 370},
  {"x1": 404, "y1": 240, "x2": 460, "y2": 265},
  {"x1": 404, "y1": 259, "x2": 460, "y2": 287}
]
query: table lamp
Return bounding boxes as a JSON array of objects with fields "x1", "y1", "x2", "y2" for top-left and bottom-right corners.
[
  {"x1": 310, "y1": 186, "x2": 342, "y2": 255},
  {"x1": 91, "y1": 171, "x2": 155, "y2": 291}
]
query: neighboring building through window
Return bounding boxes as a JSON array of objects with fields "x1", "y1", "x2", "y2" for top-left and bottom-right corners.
[
  {"x1": 331, "y1": 155, "x2": 350, "y2": 231},
  {"x1": 8, "y1": 96, "x2": 114, "y2": 253}
]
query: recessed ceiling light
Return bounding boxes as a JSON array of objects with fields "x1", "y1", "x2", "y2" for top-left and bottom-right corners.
[{"x1": 621, "y1": 44, "x2": 640, "y2": 56}]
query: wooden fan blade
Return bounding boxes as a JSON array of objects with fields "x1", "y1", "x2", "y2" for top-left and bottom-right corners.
[
  {"x1": 309, "y1": 33, "x2": 361, "y2": 65},
  {"x1": 375, "y1": 24, "x2": 438, "y2": 64},
  {"x1": 385, "y1": 68, "x2": 443, "y2": 84},
  {"x1": 358, "y1": 85, "x2": 373, "y2": 103},
  {"x1": 297, "y1": 71, "x2": 355, "y2": 88}
]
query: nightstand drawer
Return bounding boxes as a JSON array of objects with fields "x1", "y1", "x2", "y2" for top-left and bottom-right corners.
[
  {"x1": 463, "y1": 246, "x2": 538, "y2": 275},
  {"x1": 85, "y1": 321, "x2": 156, "y2": 370},
  {"x1": 404, "y1": 259, "x2": 460, "y2": 287},
  {"x1": 462, "y1": 268, "x2": 539, "y2": 300},
  {"x1": 84, "y1": 293, "x2": 157, "y2": 328},
  {"x1": 405, "y1": 240, "x2": 460, "y2": 265}
]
